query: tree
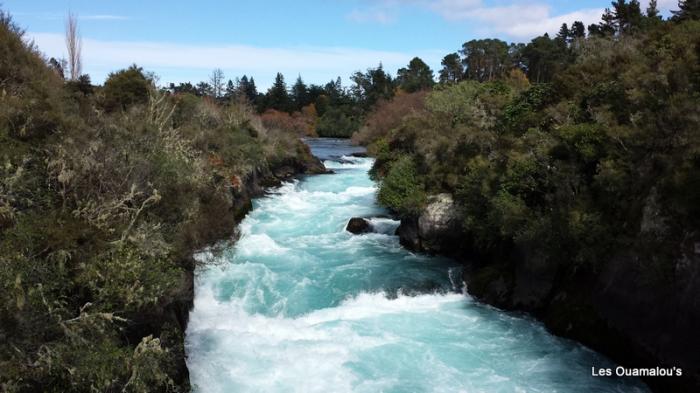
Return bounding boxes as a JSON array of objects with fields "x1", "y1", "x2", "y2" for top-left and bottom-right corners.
[
  {"x1": 209, "y1": 68, "x2": 225, "y2": 98},
  {"x1": 67, "y1": 73, "x2": 93, "y2": 96},
  {"x1": 169, "y1": 82, "x2": 198, "y2": 95},
  {"x1": 612, "y1": 0, "x2": 643, "y2": 33},
  {"x1": 557, "y1": 23, "x2": 570, "y2": 44},
  {"x1": 521, "y1": 34, "x2": 570, "y2": 83},
  {"x1": 439, "y1": 53, "x2": 464, "y2": 84},
  {"x1": 64, "y1": 12, "x2": 82, "y2": 81},
  {"x1": 571, "y1": 21, "x2": 586, "y2": 39},
  {"x1": 396, "y1": 57, "x2": 435, "y2": 92},
  {"x1": 48, "y1": 57, "x2": 65, "y2": 79},
  {"x1": 672, "y1": 0, "x2": 700, "y2": 21},
  {"x1": 350, "y1": 64, "x2": 394, "y2": 109},
  {"x1": 646, "y1": 0, "x2": 661, "y2": 19},
  {"x1": 597, "y1": 8, "x2": 618, "y2": 36},
  {"x1": 265, "y1": 72, "x2": 290, "y2": 112},
  {"x1": 461, "y1": 39, "x2": 511, "y2": 81},
  {"x1": 224, "y1": 79, "x2": 236, "y2": 100},
  {"x1": 102, "y1": 65, "x2": 152, "y2": 111},
  {"x1": 236, "y1": 75, "x2": 258, "y2": 103},
  {"x1": 291, "y1": 75, "x2": 310, "y2": 111},
  {"x1": 196, "y1": 81, "x2": 213, "y2": 97}
]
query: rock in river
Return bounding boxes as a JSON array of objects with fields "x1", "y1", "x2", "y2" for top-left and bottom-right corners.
[{"x1": 346, "y1": 217, "x2": 371, "y2": 234}]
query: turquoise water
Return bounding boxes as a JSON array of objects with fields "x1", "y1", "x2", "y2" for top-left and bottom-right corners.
[{"x1": 186, "y1": 139, "x2": 649, "y2": 393}]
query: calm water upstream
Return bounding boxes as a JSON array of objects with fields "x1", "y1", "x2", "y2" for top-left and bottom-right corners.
[{"x1": 185, "y1": 138, "x2": 649, "y2": 393}]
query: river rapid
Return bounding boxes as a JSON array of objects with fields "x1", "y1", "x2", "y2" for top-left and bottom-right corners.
[{"x1": 185, "y1": 138, "x2": 648, "y2": 393}]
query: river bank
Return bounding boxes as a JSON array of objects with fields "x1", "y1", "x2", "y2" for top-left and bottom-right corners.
[{"x1": 392, "y1": 189, "x2": 699, "y2": 393}]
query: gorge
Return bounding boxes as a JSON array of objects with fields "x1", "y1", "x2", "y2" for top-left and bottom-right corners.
[{"x1": 185, "y1": 139, "x2": 648, "y2": 393}]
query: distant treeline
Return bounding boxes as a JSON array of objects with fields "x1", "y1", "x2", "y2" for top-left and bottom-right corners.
[{"x1": 164, "y1": 0, "x2": 688, "y2": 138}]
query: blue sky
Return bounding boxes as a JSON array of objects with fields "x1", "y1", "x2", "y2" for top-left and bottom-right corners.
[{"x1": 3, "y1": 0, "x2": 676, "y2": 89}]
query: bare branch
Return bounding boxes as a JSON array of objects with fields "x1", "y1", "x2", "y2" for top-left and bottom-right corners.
[{"x1": 65, "y1": 12, "x2": 82, "y2": 81}]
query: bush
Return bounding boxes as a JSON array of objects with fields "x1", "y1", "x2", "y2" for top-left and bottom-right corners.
[
  {"x1": 377, "y1": 155, "x2": 426, "y2": 215},
  {"x1": 102, "y1": 65, "x2": 152, "y2": 112},
  {"x1": 316, "y1": 106, "x2": 360, "y2": 138},
  {"x1": 352, "y1": 91, "x2": 428, "y2": 146}
]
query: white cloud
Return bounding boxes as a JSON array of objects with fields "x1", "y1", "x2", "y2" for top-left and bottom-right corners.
[
  {"x1": 426, "y1": 1, "x2": 606, "y2": 39},
  {"x1": 467, "y1": 5, "x2": 605, "y2": 39},
  {"x1": 425, "y1": 0, "x2": 485, "y2": 19},
  {"x1": 28, "y1": 32, "x2": 445, "y2": 87},
  {"x1": 350, "y1": 1, "x2": 646, "y2": 40},
  {"x1": 347, "y1": 8, "x2": 396, "y2": 24}
]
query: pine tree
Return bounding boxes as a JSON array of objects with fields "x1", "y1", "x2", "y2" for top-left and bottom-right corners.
[
  {"x1": 557, "y1": 23, "x2": 570, "y2": 43},
  {"x1": 266, "y1": 73, "x2": 289, "y2": 112},
  {"x1": 224, "y1": 79, "x2": 236, "y2": 100},
  {"x1": 291, "y1": 75, "x2": 309, "y2": 111},
  {"x1": 612, "y1": 0, "x2": 643, "y2": 33},
  {"x1": 396, "y1": 57, "x2": 435, "y2": 92},
  {"x1": 599, "y1": 8, "x2": 617, "y2": 35},
  {"x1": 627, "y1": 0, "x2": 643, "y2": 31},
  {"x1": 672, "y1": 0, "x2": 700, "y2": 21},
  {"x1": 647, "y1": 0, "x2": 661, "y2": 18},
  {"x1": 438, "y1": 53, "x2": 463, "y2": 84},
  {"x1": 571, "y1": 21, "x2": 586, "y2": 39}
]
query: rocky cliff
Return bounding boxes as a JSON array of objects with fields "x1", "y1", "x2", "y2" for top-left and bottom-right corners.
[{"x1": 396, "y1": 193, "x2": 700, "y2": 393}]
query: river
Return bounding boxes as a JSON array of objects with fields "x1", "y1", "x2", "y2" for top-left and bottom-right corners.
[{"x1": 185, "y1": 138, "x2": 648, "y2": 393}]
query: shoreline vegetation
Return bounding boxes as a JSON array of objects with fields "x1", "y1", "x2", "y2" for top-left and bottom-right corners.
[
  {"x1": 0, "y1": 9, "x2": 324, "y2": 392},
  {"x1": 1, "y1": 1, "x2": 699, "y2": 392},
  {"x1": 356, "y1": 4, "x2": 700, "y2": 393}
]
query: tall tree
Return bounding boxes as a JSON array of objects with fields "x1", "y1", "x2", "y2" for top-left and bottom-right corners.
[
  {"x1": 266, "y1": 72, "x2": 290, "y2": 112},
  {"x1": 557, "y1": 23, "x2": 571, "y2": 44},
  {"x1": 351, "y1": 64, "x2": 394, "y2": 109},
  {"x1": 597, "y1": 8, "x2": 618, "y2": 36},
  {"x1": 209, "y1": 68, "x2": 225, "y2": 98},
  {"x1": 396, "y1": 57, "x2": 435, "y2": 92},
  {"x1": 224, "y1": 79, "x2": 236, "y2": 100},
  {"x1": 646, "y1": 0, "x2": 661, "y2": 19},
  {"x1": 612, "y1": 0, "x2": 643, "y2": 33},
  {"x1": 196, "y1": 81, "x2": 213, "y2": 97},
  {"x1": 237, "y1": 75, "x2": 258, "y2": 103},
  {"x1": 571, "y1": 21, "x2": 586, "y2": 39},
  {"x1": 521, "y1": 34, "x2": 571, "y2": 83},
  {"x1": 438, "y1": 53, "x2": 463, "y2": 84},
  {"x1": 64, "y1": 12, "x2": 82, "y2": 81},
  {"x1": 672, "y1": 0, "x2": 700, "y2": 21},
  {"x1": 461, "y1": 39, "x2": 511, "y2": 81},
  {"x1": 291, "y1": 75, "x2": 310, "y2": 110}
]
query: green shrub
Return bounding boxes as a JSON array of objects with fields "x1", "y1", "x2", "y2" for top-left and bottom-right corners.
[
  {"x1": 102, "y1": 65, "x2": 152, "y2": 112},
  {"x1": 377, "y1": 155, "x2": 426, "y2": 215}
]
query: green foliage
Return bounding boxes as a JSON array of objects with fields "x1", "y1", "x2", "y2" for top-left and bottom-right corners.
[
  {"x1": 0, "y1": 11, "x2": 320, "y2": 391},
  {"x1": 102, "y1": 65, "x2": 152, "y2": 112},
  {"x1": 503, "y1": 84, "x2": 555, "y2": 133},
  {"x1": 368, "y1": 17, "x2": 700, "y2": 280},
  {"x1": 316, "y1": 106, "x2": 360, "y2": 138},
  {"x1": 396, "y1": 57, "x2": 435, "y2": 93},
  {"x1": 377, "y1": 155, "x2": 426, "y2": 215},
  {"x1": 438, "y1": 53, "x2": 463, "y2": 84}
]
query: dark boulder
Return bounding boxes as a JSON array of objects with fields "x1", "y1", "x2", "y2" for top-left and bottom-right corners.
[
  {"x1": 396, "y1": 216, "x2": 421, "y2": 251},
  {"x1": 346, "y1": 217, "x2": 371, "y2": 234}
]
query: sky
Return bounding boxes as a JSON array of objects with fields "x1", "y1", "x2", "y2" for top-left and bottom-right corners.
[{"x1": 3, "y1": 0, "x2": 678, "y2": 89}]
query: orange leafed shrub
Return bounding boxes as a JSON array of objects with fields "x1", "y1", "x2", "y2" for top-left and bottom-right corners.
[
  {"x1": 352, "y1": 90, "x2": 428, "y2": 145},
  {"x1": 260, "y1": 105, "x2": 318, "y2": 137}
]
